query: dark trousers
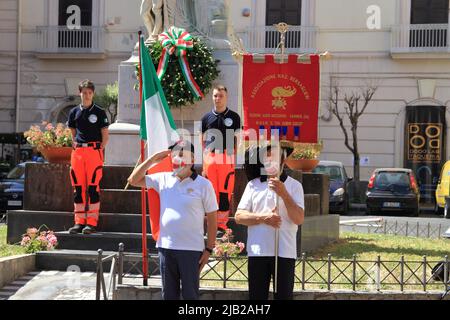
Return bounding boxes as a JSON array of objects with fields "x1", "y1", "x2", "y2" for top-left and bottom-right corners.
[
  {"x1": 158, "y1": 248, "x2": 202, "y2": 300},
  {"x1": 248, "y1": 256, "x2": 295, "y2": 300}
]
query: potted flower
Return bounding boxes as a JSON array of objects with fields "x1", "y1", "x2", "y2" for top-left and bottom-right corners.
[
  {"x1": 24, "y1": 121, "x2": 73, "y2": 164},
  {"x1": 20, "y1": 226, "x2": 58, "y2": 253},
  {"x1": 213, "y1": 228, "x2": 245, "y2": 259},
  {"x1": 284, "y1": 142, "x2": 323, "y2": 172}
]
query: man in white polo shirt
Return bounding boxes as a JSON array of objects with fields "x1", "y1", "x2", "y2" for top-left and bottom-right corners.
[
  {"x1": 235, "y1": 145, "x2": 305, "y2": 300},
  {"x1": 127, "y1": 140, "x2": 218, "y2": 300}
]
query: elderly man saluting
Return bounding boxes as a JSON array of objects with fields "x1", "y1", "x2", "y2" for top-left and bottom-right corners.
[{"x1": 128, "y1": 140, "x2": 218, "y2": 300}]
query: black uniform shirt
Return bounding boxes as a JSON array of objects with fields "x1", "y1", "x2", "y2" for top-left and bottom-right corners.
[
  {"x1": 67, "y1": 103, "x2": 109, "y2": 143},
  {"x1": 201, "y1": 107, "x2": 241, "y2": 153}
]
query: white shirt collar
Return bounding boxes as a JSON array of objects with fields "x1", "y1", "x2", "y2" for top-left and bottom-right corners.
[
  {"x1": 212, "y1": 107, "x2": 229, "y2": 116},
  {"x1": 80, "y1": 103, "x2": 95, "y2": 111}
]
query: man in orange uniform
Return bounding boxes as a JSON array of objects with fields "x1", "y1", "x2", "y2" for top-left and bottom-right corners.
[
  {"x1": 67, "y1": 80, "x2": 109, "y2": 234},
  {"x1": 201, "y1": 85, "x2": 241, "y2": 232}
]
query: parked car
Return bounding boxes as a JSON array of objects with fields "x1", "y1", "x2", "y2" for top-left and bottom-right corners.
[
  {"x1": 0, "y1": 162, "x2": 11, "y2": 179},
  {"x1": 366, "y1": 168, "x2": 420, "y2": 217},
  {"x1": 312, "y1": 161, "x2": 350, "y2": 214},
  {"x1": 0, "y1": 161, "x2": 39, "y2": 213},
  {"x1": 435, "y1": 160, "x2": 450, "y2": 219}
]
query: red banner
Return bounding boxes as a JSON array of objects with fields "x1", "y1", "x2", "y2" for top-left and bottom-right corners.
[{"x1": 242, "y1": 54, "x2": 320, "y2": 143}]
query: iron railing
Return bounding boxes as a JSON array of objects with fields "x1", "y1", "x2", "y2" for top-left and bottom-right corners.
[
  {"x1": 97, "y1": 244, "x2": 450, "y2": 299},
  {"x1": 236, "y1": 25, "x2": 317, "y2": 54},
  {"x1": 341, "y1": 219, "x2": 448, "y2": 239},
  {"x1": 199, "y1": 254, "x2": 449, "y2": 297},
  {"x1": 391, "y1": 24, "x2": 449, "y2": 53},
  {"x1": 95, "y1": 244, "x2": 160, "y2": 300},
  {"x1": 36, "y1": 26, "x2": 105, "y2": 53}
]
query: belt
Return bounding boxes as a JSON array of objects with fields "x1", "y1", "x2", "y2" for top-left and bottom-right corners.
[{"x1": 75, "y1": 142, "x2": 101, "y2": 149}]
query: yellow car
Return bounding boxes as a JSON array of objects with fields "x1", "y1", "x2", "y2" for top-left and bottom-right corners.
[{"x1": 435, "y1": 160, "x2": 450, "y2": 219}]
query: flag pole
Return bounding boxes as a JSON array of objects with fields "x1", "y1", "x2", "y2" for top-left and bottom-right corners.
[{"x1": 138, "y1": 31, "x2": 149, "y2": 286}]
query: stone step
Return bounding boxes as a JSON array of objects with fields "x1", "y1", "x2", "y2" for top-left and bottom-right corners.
[
  {"x1": 54, "y1": 231, "x2": 157, "y2": 252},
  {"x1": 35, "y1": 249, "x2": 159, "y2": 275},
  {"x1": 25, "y1": 188, "x2": 141, "y2": 213},
  {"x1": 6, "y1": 210, "x2": 150, "y2": 244},
  {"x1": 100, "y1": 189, "x2": 141, "y2": 213},
  {"x1": 100, "y1": 165, "x2": 138, "y2": 190}
]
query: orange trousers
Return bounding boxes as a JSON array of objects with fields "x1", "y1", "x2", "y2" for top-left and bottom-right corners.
[
  {"x1": 203, "y1": 151, "x2": 235, "y2": 231},
  {"x1": 70, "y1": 145, "x2": 104, "y2": 226}
]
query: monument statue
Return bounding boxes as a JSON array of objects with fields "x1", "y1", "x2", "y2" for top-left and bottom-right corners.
[{"x1": 140, "y1": 0, "x2": 165, "y2": 42}]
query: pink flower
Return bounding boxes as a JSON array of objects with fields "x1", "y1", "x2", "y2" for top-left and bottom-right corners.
[
  {"x1": 28, "y1": 227, "x2": 38, "y2": 234},
  {"x1": 214, "y1": 246, "x2": 224, "y2": 256},
  {"x1": 24, "y1": 122, "x2": 73, "y2": 150},
  {"x1": 47, "y1": 235, "x2": 58, "y2": 246},
  {"x1": 27, "y1": 228, "x2": 38, "y2": 236},
  {"x1": 21, "y1": 236, "x2": 31, "y2": 246},
  {"x1": 236, "y1": 241, "x2": 245, "y2": 252}
]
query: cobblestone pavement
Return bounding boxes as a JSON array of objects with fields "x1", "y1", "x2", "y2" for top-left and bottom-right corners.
[{"x1": 0, "y1": 270, "x2": 161, "y2": 300}]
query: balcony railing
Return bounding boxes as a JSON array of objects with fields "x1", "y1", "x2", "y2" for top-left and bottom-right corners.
[
  {"x1": 237, "y1": 25, "x2": 317, "y2": 54},
  {"x1": 391, "y1": 24, "x2": 449, "y2": 54},
  {"x1": 36, "y1": 26, "x2": 105, "y2": 54}
]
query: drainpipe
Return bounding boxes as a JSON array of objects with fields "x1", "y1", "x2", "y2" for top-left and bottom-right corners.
[{"x1": 15, "y1": 0, "x2": 22, "y2": 133}]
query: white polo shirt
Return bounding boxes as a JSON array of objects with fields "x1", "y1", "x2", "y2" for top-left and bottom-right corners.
[
  {"x1": 145, "y1": 171, "x2": 218, "y2": 252},
  {"x1": 237, "y1": 175, "x2": 304, "y2": 259}
]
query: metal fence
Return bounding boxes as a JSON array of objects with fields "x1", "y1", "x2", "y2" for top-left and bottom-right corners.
[
  {"x1": 236, "y1": 25, "x2": 317, "y2": 54},
  {"x1": 36, "y1": 26, "x2": 105, "y2": 53},
  {"x1": 391, "y1": 23, "x2": 449, "y2": 53},
  {"x1": 95, "y1": 244, "x2": 159, "y2": 300},
  {"x1": 96, "y1": 244, "x2": 450, "y2": 299},
  {"x1": 341, "y1": 219, "x2": 449, "y2": 239},
  {"x1": 200, "y1": 254, "x2": 449, "y2": 295}
]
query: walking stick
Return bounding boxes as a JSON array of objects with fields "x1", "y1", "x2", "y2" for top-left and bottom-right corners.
[
  {"x1": 274, "y1": 209, "x2": 279, "y2": 295},
  {"x1": 273, "y1": 145, "x2": 287, "y2": 295}
]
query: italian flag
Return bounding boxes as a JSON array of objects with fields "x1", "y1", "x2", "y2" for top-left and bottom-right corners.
[
  {"x1": 139, "y1": 35, "x2": 179, "y2": 157},
  {"x1": 139, "y1": 35, "x2": 178, "y2": 242}
]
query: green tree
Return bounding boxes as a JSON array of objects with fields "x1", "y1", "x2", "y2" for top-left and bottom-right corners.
[{"x1": 96, "y1": 82, "x2": 119, "y2": 123}]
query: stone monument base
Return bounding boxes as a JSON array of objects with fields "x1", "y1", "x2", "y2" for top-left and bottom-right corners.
[{"x1": 105, "y1": 123, "x2": 141, "y2": 165}]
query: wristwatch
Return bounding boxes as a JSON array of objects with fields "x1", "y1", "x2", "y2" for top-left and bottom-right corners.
[{"x1": 204, "y1": 247, "x2": 213, "y2": 254}]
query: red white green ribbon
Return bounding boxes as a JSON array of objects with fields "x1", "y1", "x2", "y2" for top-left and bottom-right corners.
[{"x1": 157, "y1": 26, "x2": 204, "y2": 99}]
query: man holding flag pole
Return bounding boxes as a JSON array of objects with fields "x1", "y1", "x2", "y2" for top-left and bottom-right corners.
[
  {"x1": 128, "y1": 33, "x2": 218, "y2": 300},
  {"x1": 235, "y1": 142, "x2": 305, "y2": 300}
]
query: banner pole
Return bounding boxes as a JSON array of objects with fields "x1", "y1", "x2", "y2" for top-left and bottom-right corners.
[
  {"x1": 138, "y1": 31, "x2": 149, "y2": 286},
  {"x1": 272, "y1": 22, "x2": 288, "y2": 295}
]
